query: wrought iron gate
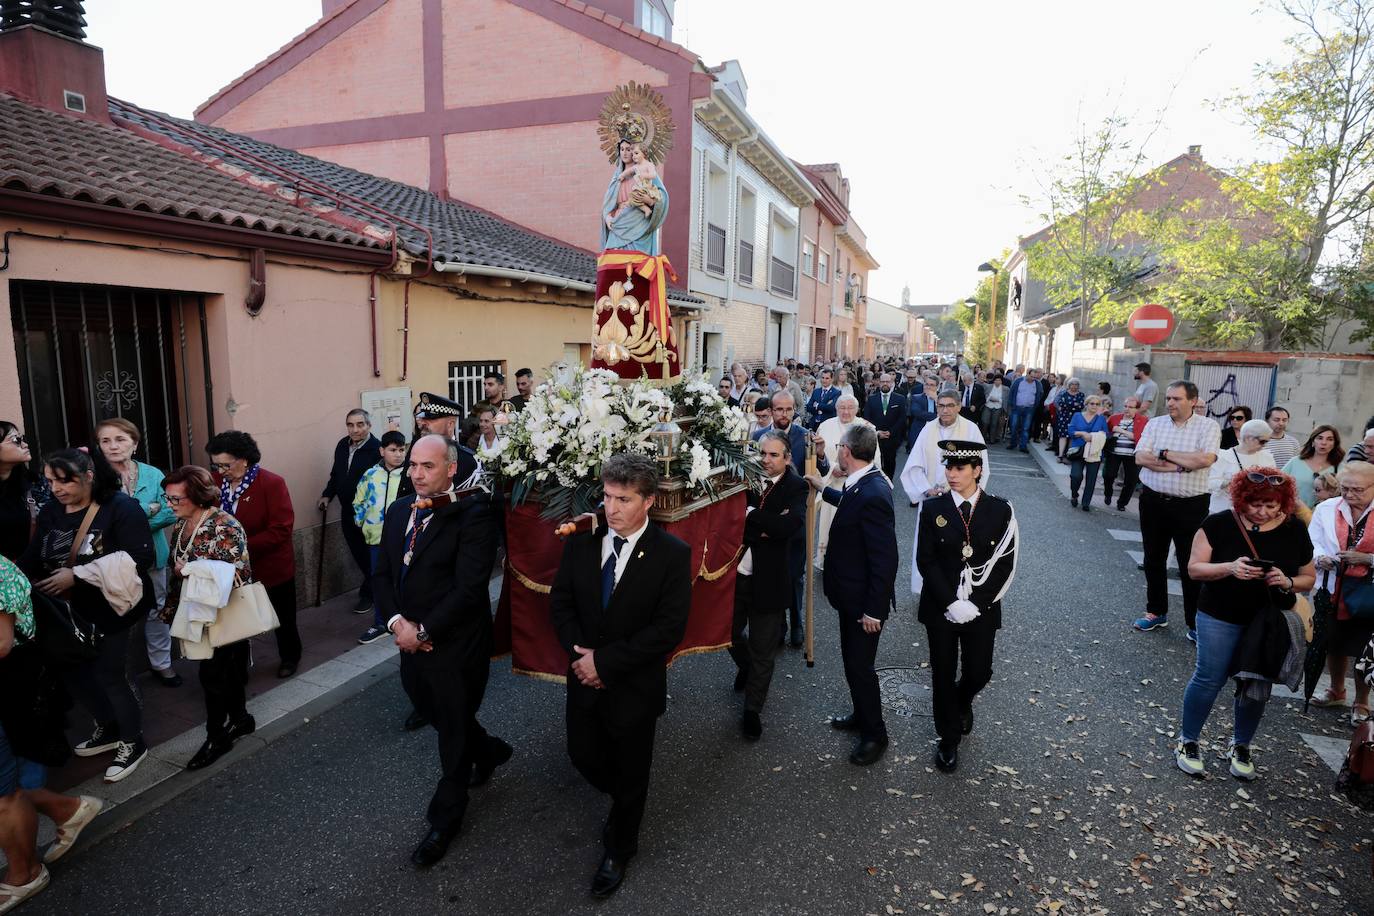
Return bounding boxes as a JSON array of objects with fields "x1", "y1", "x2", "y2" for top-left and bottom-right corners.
[{"x1": 10, "y1": 280, "x2": 189, "y2": 471}]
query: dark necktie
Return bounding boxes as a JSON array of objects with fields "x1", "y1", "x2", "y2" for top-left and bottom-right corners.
[
  {"x1": 960, "y1": 501, "x2": 973, "y2": 524},
  {"x1": 601, "y1": 535, "x2": 626, "y2": 609},
  {"x1": 398, "y1": 507, "x2": 431, "y2": 587}
]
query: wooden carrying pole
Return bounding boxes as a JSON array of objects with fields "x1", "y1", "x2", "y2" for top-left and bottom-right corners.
[{"x1": 804, "y1": 433, "x2": 817, "y2": 667}]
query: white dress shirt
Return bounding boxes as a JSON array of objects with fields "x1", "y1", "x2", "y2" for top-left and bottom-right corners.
[
  {"x1": 1309, "y1": 497, "x2": 1374, "y2": 591},
  {"x1": 601, "y1": 516, "x2": 650, "y2": 590}
]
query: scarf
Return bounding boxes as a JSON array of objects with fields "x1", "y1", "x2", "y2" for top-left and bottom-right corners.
[
  {"x1": 220, "y1": 464, "x2": 260, "y2": 513},
  {"x1": 1335, "y1": 502, "x2": 1374, "y2": 618}
]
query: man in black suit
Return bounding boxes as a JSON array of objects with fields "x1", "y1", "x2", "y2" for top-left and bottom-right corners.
[
  {"x1": 958, "y1": 372, "x2": 986, "y2": 423},
  {"x1": 397, "y1": 392, "x2": 462, "y2": 499},
  {"x1": 864, "y1": 372, "x2": 908, "y2": 480},
  {"x1": 550, "y1": 453, "x2": 692, "y2": 899},
  {"x1": 915, "y1": 440, "x2": 1018, "y2": 774},
  {"x1": 729, "y1": 431, "x2": 808, "y2": 739},
  {"x1": 374, "y1": 435, "x2": 511, "y2": 867},
  {"x1": 803, "y1": 424, "x2": 899, "y2": 767},
  {"x1": 317, "y1": 408, "x2": 381, "y2": 612},
  {"x1": 751, "y1": 390, "x2": 828, "y2": 648}
]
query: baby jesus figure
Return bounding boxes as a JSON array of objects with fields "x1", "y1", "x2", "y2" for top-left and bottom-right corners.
[{"x1": 605, "y1": 144, "x2": 659, "y2": 228}]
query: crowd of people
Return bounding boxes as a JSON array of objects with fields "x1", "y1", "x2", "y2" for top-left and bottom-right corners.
[{"x1": 0, "y1": 348, "x2": 1371, "y2": 905}]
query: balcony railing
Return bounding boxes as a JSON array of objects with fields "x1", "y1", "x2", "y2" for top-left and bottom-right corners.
[
  {"x1": 769, "y1": 257, "x2": 796, "y2": 297},
  {"x1": 737, "y1": 240, "x2": 754, "y2": 284},
  {"x1": 705, "y1": 223, "x2": 726, "y2": 274}
]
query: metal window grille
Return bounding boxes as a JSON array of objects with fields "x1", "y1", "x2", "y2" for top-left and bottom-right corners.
[
  {"x1": 10, "y1": 280, "x2": 187, "y2": 471},
  {"x1": 769, "y1": 257, "x2": 796, "y2": 297},
  {"x1": 737, "y1": 240, "x2": 754, "y2": 284},
  {"x1": 705, "y1": 223, "x2": 726, "y2": 274},
  {"x1": 448, "y1": 360, "x2": 503, "y2": 414}
]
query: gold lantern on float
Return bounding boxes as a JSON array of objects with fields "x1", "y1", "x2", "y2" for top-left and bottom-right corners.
[{"x1": 649, "y1": 410, "x2": 682, "y2": 477}]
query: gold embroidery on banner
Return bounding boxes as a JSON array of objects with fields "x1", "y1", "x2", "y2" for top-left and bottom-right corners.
[
  {"x1": 509, "y1": 565, "x2": 552, "y2": 595},
  {"x1": 696, "y1": 538, "x2": 744, "y2": 582},
  {"x1": 592, "y1": 281, "x2": 675, "y2": 367}
]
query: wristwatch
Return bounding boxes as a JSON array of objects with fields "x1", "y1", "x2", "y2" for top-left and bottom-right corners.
[
  {"x1": 1158, "y1": 448, "x2": 1169, "y2": 462},
  {"x1": 416, "y1": 624, "x2": 431, "y2": 643}
]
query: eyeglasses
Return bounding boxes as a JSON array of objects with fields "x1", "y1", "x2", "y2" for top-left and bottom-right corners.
[
  {"x1": 164, "y1": 494, "x2": 189, "y2": 505},
  {"x1": 1245, "y1": 471, "x2": 1286, "y2": 486},
  {"x1": 2, "y1": 434, "x2": 26, "y2": 446},
  {"x1": 209, "y1": 462, "x2": 234, "y2": 471},
  {"x1": 1340, "y1": 483, "x2": 1373, "y2": 497}
]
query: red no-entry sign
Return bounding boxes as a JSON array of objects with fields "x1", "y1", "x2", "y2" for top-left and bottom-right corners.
[{"x1": 1128, "y1": 303, "x2": 1175, "y2": 345}]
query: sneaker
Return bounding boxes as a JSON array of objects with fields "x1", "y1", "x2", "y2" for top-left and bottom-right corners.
[
  {"x1": 358, "y1": 624, "x2": 390, "y2": 645},
  {"x1": 42, "y1": 796, "x2": 104, "y2": 864},
  {"x1": 1228, "y1": 744, "x2": 1257, "y2": 781},
  {"x1": 1187, "y1": 628, "x2": 1197, "y2": 644},
  {"x1": 103, "y1": 740, "x2": 148, "y2": 783},
  {"x1": 1133, "y1": 614, "x2": 1169, "y2": 632},
  {"x1": 1175, "y1": 740, "x2": 1204, "y2": 776},
  {"x1": 0, "y1": 865, "x2": 49, "y2": 912},
  {"x1": 73, "y1": 723, "x2": 119, "y2": 758}
]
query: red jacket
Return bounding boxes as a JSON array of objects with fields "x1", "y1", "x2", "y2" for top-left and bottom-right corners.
[
  {"x1": 214, "y1": 467, "x2": 296, "y2": 587},
  {"x1": 1107, "y1": 412, "x2": 1146, "y2": 449}
]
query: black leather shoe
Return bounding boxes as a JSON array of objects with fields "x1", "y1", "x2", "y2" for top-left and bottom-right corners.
[
  {"x1": 590, "y1": 853, "x2": 631, "y2": 898},
  {"x1": 829, "y1": 713, "x2": 861, "y2": 732},
  {"x1": 226, "y1": 715, "x2": 256, "y2": 743},
  {"x1": 741, "y1": 710, "x2": 762, "y2": 740},
  {"x1": 410, "y1": 827, "x2": 455, "y2": 867},
  {"x1": 470, "y1": 738, "x2": 513, "y2": 787},
  {"x1": 733, "y1": 668, "x2": 747, "y2": 692},
  {"x1": 935, "y1": 742, "x2": 958, "y2": 772},
  {"x1": 403, "y1": 709, "x2": 430, "y2": 732},
  {"x1": 185, "y1": 739, "x2": 231, "y2": 771},
  {"x1": 849, "y1": 737, "x2": 888, "y2": 766},
  {"x1": 960, "y1": 706, "x2": 974, "y2": 736},
  {"x1": 276, "y1": 663, "x2": 297, "y2": 679},
  {"x1": 155, "y1": 672, "x2": 183, "y2": 688}
]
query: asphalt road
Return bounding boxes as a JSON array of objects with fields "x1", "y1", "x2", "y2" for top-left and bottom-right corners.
[{"x1": 28, "y1": 446, "x2": 1374, "y2": 916}]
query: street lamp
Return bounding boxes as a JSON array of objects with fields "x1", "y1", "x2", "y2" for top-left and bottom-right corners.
[
  {"x1": 978, "y1": 261, "x2": 999, "y2": 363},
  {"x1": 963, "y1": 296, "x2": 980, "y2": 342}
]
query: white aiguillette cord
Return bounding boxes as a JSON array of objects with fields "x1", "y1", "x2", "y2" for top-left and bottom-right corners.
[{"x1": 955, "y1": 504, "x2": 1019, "y2": 604}]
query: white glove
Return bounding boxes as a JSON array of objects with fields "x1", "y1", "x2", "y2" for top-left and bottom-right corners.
[{"x1": 944, "y1": 599, "x2": 980, "y2": 624}]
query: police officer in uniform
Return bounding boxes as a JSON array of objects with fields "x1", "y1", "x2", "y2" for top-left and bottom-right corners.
[{"x1": 915, "y1": 440, "x2": 1018, "y2": 773}]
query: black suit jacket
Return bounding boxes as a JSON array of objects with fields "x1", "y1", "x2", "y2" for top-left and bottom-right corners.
[
  {"x1": 741, "y1": 468, "x2": 808, "y2": 610},
  {"x1": 321, "y1": 434, "x2": 381, "y2": 504},
  {"x1": 819, "y1": 469, "x2": 898, "y2": 620},
  {"x1": 372, "y1": 492, "x2": 498, "y2": 660},
  {"x1": 915, "y1": 491, "x2": 1017, "y2": 630},
  {"x1": 550, "y1": 523, "x2": 692, "y2": 730},
  {"x1": 863, "y1": 392, "x2": 908, "y2": 439},
  {"x1": 958, "y1": 382, "x2": 986, "y2": 422}
]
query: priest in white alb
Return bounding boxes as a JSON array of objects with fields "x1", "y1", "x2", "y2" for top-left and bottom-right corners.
[{"x1": 899, "y1": 388, "x2": 989, "y2": 593}]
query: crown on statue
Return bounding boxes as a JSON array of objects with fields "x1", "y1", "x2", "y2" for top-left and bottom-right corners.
[{"x1": 598, "y1": 81, "x2": 676, "y2": 165}]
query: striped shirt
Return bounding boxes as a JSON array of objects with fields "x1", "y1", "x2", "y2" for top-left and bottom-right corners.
[
  {"x1": 1267, "y1": 433, "x2": 1300, "y2": 468},
  {"x1": 1135, "y1": 413, "x2": 1222, "y2": 497}
]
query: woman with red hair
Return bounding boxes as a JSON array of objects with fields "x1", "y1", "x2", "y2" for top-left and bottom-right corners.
[{"x1": 1174, "y1": 468, "x2": 1316, "y2": 781}]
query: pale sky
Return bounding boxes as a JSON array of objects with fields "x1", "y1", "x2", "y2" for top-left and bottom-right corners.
[{"x1": 89, "y1": 0, "x2": 1296, "y2": 307}]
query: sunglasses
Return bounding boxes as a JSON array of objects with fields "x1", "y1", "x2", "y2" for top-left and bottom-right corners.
[
  {"x1": 1245, "y1": 471, "x2": 1286, "y2": 486},
  {"x1": 1230, "y1": 415, "x2": 1246, "y2": 422}
]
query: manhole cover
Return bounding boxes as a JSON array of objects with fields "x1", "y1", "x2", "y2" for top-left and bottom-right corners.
[{"x1": 877, "y1": 667, "x2": 931, "y2": 718}]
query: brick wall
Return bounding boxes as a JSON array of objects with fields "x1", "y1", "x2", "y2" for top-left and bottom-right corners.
[
  {"x1": 299, "y1": 136, "x2": 430, "y2": 189},
  {"x1": 697, "y1": 294, "x2": 766, "y2": 371},
  {"x1": 214, "y1": 0, "x2": 425, "y2": 132}
]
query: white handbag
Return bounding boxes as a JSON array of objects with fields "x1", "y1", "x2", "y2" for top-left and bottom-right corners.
[{"x1": 208, "y1": 581, "x2": 280, "y2": 648}]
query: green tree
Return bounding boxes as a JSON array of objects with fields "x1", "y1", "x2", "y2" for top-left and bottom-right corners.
[
  {"x1": 953, "y1": 256, "x2": 1010, "y2": 365},
  {"x1": 925, "y1": 312, "x2": 965, "y2": 352},
  {"x1": 1125, "y1": 0, "x2": 1374, "y2": 349}
]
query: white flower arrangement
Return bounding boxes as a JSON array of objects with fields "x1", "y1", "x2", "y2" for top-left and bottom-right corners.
[{"x1": 496, "y1": 367, "x2": 759, "y2": 513}]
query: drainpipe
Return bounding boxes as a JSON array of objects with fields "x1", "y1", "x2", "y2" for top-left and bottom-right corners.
[
  {"x1": 368, "y1": 273, "x2": 380, "y2": 377},
  {"x1": 401, "y1": 280, "x2": 411, "y2": 381}
]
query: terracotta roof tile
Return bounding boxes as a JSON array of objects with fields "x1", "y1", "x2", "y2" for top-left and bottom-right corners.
[
  {"x1": 0, "y1": 93, "x2": 382, "y2": 249},
  {"x1": 111, "y1": 100, "x2": 700, "y2": 302}
]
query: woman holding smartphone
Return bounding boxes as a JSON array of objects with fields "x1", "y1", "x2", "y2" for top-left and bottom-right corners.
[{"x1": 1173, "y1": 468, "x2": 1315, "y2": 781}]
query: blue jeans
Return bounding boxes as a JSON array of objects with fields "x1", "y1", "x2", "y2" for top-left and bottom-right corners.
[
  {"x1": 1009, "y1": 405, "x2": 1034, "y2": 449},
  {"x1": 1180, "y1": 611, "x2": 1266, "y2": 746},
  {"x1": 1068, "y1": 457, "x2": 1100, "y2": 505},
  {"x1": 0, "y1": 722, "x2": 46, "y2": 796}
]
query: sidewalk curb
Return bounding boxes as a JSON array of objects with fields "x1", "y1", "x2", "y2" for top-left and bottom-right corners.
[
  {"x1": 48, "y1": 644, "x2": 402, "y2": 862},
  {"x1": 1022, "y1": 436, "x2": 1141, "y2": 520}
]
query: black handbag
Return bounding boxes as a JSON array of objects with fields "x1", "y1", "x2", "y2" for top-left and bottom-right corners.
[
  {"x1": 0, "y1": 643, "x2": 71, "y2": 767},
  {"x1": 31, "y1": 588, "x2": 102, "y2": 668}
]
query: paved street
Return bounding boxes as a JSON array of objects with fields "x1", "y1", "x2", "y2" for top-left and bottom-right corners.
[{"x1": 28, "y1": 447, "x2": 1373, "y2": 916}]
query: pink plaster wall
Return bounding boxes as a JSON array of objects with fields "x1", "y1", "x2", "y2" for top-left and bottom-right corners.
[
  {"x1": 444, "y1": 120, "x2": 614, "y2": 254},
  {"x1": 441, "y1": 0, "x2": 666, "y2": 106},
  {"x1": 0, "y1": 219, "x2": 375, "y2": 533},
  {"x1": 299, "y1": 136, "x2": 431, "y2": 189},
  {"x1": 214, "y1": 0, "x2": 425, "y2": 133}
]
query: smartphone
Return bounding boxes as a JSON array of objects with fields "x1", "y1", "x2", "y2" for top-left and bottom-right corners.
[{"x1": 1245, "y1": 558, "x2": 1276, "y2": 572}]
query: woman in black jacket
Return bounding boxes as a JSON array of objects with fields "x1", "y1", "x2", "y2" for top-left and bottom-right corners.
[{"x1": 17, "y1": 449, "x2": 154, "y2": 784}]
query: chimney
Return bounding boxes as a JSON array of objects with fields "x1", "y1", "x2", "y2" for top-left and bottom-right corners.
[
  {"x1": 0, "y1": 0, "x2": 109, "y2": 124},
  {"x1": 1188, "y1": 144, "x2": 1202, "y2": 157}
]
